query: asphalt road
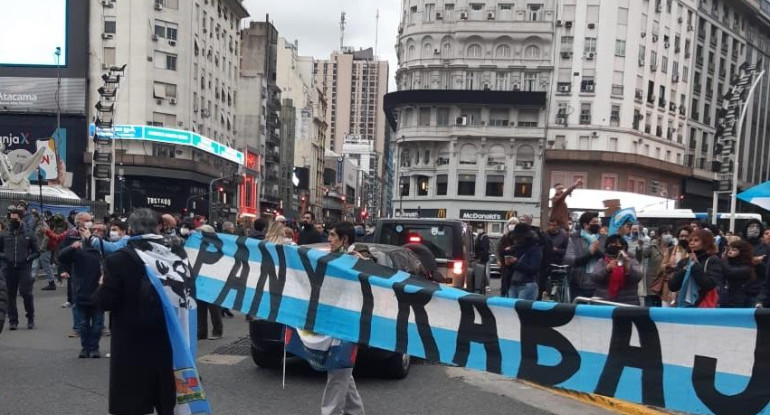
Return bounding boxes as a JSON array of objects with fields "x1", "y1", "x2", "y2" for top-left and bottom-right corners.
[{"x1": 0, "y1": 280, "x2": 614, "y2": 415}]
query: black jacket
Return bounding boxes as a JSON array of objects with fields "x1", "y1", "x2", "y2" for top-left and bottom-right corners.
[
  {"x1": 543, "y1": 228, "x2": 569, "y2": 265},
  {"x1": 58, "y1": 236, "x2": 103, "y2": 306},
  {"x1": 0, "y1": 272, "x2": 7, "y2": 334},
  {"x1": 298, "y1": 225, "x2": 322, "y2": 245},
  {"x1": 669, "y1": 250, "x2": 723, "y2": 306},
  {"x1": 719, "y1": 258, "x2": 754, "y2": 307},
  {"x1": 0, "y1": 223, "x2": 39, "y2": 267},
  {"x1": 96, "y1": 247, "x2": 174, "y2": 414},
  {"x1": 474, "y1": 232, "x2": 491, "y2": 263}
]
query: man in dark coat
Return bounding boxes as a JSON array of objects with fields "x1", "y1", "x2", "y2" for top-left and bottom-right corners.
[
  {"x1": 0, "y1": 205, "x2": 40, "y2": 330},
  {"x1": 298, "y1": 211, "x2": 323, "y2": 245},
  {"x1": 97, "y1": 209, "x2": 175, "y2": 415}
]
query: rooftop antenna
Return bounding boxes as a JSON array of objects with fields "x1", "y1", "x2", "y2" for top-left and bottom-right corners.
[
  {"x1": 340, "y1": 11, "x2": 346, "y2": 50},
  {"x1": 375, "y1": 9, "x2": 380, "y2": 56}
]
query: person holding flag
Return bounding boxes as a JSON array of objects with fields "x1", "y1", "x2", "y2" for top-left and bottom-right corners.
[{"x1": 97, "y1": 208, "x2": 210, "y2": 415}]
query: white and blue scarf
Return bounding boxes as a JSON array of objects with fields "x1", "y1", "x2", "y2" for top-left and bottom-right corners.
[{"x1": 131, "y1": 235, "x2": 211, "y2": 415}]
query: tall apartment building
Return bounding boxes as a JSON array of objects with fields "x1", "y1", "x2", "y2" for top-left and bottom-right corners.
[
  {"x1": 237, "y1": 19, "x2": 283, "y2": 214},
  {"x1": 688, "y1": 0, "x2": 770, "y2": 209},
  {"x1": 542, "y1": 0, "x2": 697, "y2": 218},
  {"x1": 88, "y1": 0, "x2": 249, "y2": 216},
  {"x1": 314, "y1": 48, "x2": 389, "y2": 218},
  {"x1": 386, "y1": 0, "x2": 553, "y2": 229}
]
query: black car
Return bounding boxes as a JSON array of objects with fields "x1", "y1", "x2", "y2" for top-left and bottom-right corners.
[{"x1": 249, "y1": 243, "x2": 440, "y2": 379}]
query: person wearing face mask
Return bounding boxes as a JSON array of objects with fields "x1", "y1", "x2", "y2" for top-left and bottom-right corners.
[
  {"x1": 661, "y1": 226, "x2": 692, "y2": 307},
  {"x1": 160, "y1": 214, "x2": 184, "y2": 247},
  {"x1": 497, "y1": 217, "x2": 521, "y2": 297},
  {"x1": 565, "y1": 212, "x2": 606, "y2": 300},
  {"x1": 591, "y1": 235, "x2": 642, "y2": 305},
  {"x1": 32, "y1": 211, "x2": 57, "y2": 292},
  {"x1": 642, "y1": 227, "x2": 666, "y2": 306},
  {"x1": 0, "y1": 205, "x2": 40, "y2": 330},
  {"x1": 669, "y1": 229, "x2": 724, "y2": 308},
  {"x1": 90, "y1": 221, "x2": 130, "y2": 255},
  {"x1": 719, "y1": 240, "x2": 756, "y2": 308}
]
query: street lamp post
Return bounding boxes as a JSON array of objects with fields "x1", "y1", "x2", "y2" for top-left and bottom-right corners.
[{"x1": 729, "y1": 70, "x2": 766, "y2": 233}]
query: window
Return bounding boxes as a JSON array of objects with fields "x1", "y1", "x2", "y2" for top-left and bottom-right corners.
[
  {"x1": 489, "y1": 109, "x2": 509, "y2": 126},
  {"x1": 608, "y1": 137, "x2": 619, "y2": 152},
  {"x1": 417, "y1": 176, "x2": 430, "y2": 196},
  {"x1": 661, "y1": 56, "x2": 668, "y2": 73},
  {"x1": 517, "y1": 109, "x2": 539, "y2": 127},
  {"x1": 524, "y1": 45, "x2": 540, "y2": 58},
  {"x1": 584, "y1": 37, "x2": 597, "y2": 54},
  {"x1": 422, "y1": 43, "x2": 433, "y2": 58},
  {"x1": 152, "y1": 112, "x2": 177, "y2": 127},
  {"x1": 399, "y1": 177, "x2": 410, "y2": 196},
  {"x1": 580, "y1": 103, "x2": 592, "y2": 124},
  {"x1": 458, "y1": 174, "x2": 476, "y2": 196},
  {"x1": 486, "y1": 175, "x2": 504, "y2": 197},
  {"x1": 104, "y1": 19, "x2": 116, "y2": 34},
  {"x1": 615, "y1": 40, "x2": 626, "y2": 57},
  {"x1": 522, "y1": 73, "x2": 538, "y2": 92},
  {"x1": 467, "y1": 44, "x2": 482, "y2": 58},
  {"x1": 436, "y1": 175, "x2": 448, "y2": 195},
  {"x1": 103, "y1": 47, "x2": 116, "y2": 66},
  {"x1": 153, "y1": 82, "x2": 177, "y2": 99},
  {"x1": 527, "y1": 4, "x2": 542, "y2": 21},
  {"x1": 459, "y1": 144, "x2": 477, "y2": 165},
  {"x1": 516, "y1": 145, "x2": 535, "y2": 167},
  {"x1": 436, "y1": 107, "x2": 450, "y2": 126},
  {"x1": 496, "y1": 45, "x2": 511, "y2": 58},
  {"x1": 581, "y1": 74, "x2": 595, "y2": 92},
  {"x1": 514, "y1": 176, "x2": 533, "y2": 198},
  {"x1": 424, "y1": 3, "x2": 435, "y2": 22},
  {"x1": 601, "y1": 174, "x2": 618, "y2": 190},
  {"x1": 579, "y1": 136, "x2": 590, "y2": 150},
  {"x1": 638, "y1": 45, "x2": 646, "y2": 65},
  {"x1": 488, "y1": 145, "x2": 506, "y2": 165},
  {"x1": 154, "y1": 51, "x2": 177, "y2": 70},
  {"x1": 419, "y1": 108, "x2": 431, "y2": 126},
  {"x1": 560, "y1": 36, "x2": 574, "y2": 52},
  {"x1": 155, "y1": 20, "x2": 179, "y2": 40},
  {"x1": 610, "y1": 105, "x2": 620, "y2": 126}
]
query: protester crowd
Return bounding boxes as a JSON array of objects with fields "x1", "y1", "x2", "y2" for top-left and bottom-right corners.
[{"x1": 487, "y1": 180, "x2": 770, "y2": 309}]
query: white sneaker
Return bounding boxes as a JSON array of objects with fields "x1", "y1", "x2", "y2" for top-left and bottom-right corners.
[{"x1": 61, "y1": 301, "x2": 71, "y2": 308}]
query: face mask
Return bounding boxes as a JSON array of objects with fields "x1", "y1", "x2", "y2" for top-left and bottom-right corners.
[
  {"x1": 180, "y1": 227, "x2": 190, "y2": 236},
  {"x1": 588, "y1": 224, "x2": 601, "y2": 234},
  {"x1": 508, "y1": 225, "x2": 516, "y2": 232},
  {"x1": 284, "y1": 238, "x2": 294, "y2": 245},
  {"x1": 662, "y1": 234, "x2": 674, "y2": 245},
  {"x1": 747, "y1": 227, "x2": 761, "y2": 239},
  {"x1": 649, "y1": 231, "x2": 656, "y2": 238},
  {"x1": 110, "y1": 231, "x2": 121, "y2": 241},
  {"x1": 606, "y1": 246, "x2": 621, "y2": 256},
  {"x1": 631, "y1": 232, "x2": 639, "y2": 239},
  {"x1": 679, "y1": 239, "x2": 689, "y2": 248},
  {"x1": 84, "y1": 221, "x2": 93, "y2": 229}
]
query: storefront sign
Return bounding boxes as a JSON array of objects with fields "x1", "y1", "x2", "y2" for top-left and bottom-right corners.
[
  {"x1": 0, "y1": 77, "x2": 86, "y2": 114},
  {"x1": 459, "y1": 209, "x2": 516, "y2": 221},
  {"x1": 90, "y1": 124, "x2": 244, "y2": 165},
  {"x1": 398, "y1": 208, "x2": 447, "y2": 218}
]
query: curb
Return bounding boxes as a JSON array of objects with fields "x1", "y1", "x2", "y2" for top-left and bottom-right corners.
[{"x1": 522, "y1": 381, "x2": 673, "y2": 415}]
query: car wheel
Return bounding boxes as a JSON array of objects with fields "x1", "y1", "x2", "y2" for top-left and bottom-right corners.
[
  {"x1": 382, "y1": 352, "x2": 411, "y2": 379},
  {"x1": 250, "y1": 344, "x2": 282, "y2": 369}
]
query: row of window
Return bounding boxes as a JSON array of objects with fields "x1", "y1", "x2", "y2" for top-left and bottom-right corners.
[
  {"x1": 403, "y1": 41, "x2": 542, "y2": 60},
  {"x1": 399, "y1": 107, "x2": 540, "y2": 128},
  {"x1": 407, "y1": 2, "x2": 545, "y2": 24},
  {"x1": 549, "y1": 170, "x2": 679, "y2": 198},
  {"x1": 399, "y1": 174, "x2": 534, "y2": 198},
  {"x1": 399, "y1": 143, "x2": 535, "y2": 168},
  {"x1": 400, "y1": 70, "x2": 546, "y2": 91}
]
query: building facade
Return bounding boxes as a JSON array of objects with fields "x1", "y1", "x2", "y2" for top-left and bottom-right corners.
[
  {"x1": 88, "y1": 0, "x2": 249, "y2": 216},
  {"x1": 237, "y1": 19, "x2": 283, "y2": 214},
  {"x1": 387, "y1": 0, "x2": 553, "y2": 229}
]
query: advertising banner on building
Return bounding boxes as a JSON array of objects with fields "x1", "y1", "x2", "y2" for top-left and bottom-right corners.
[
  {"x1": 459, "y1": 209, "x2": 517, "y2": 221},
  {"x1": 0, "y1": 77, "x2": 86, "y2": 114},
  {"x1": 713, "y1": 61, "x2": 762, "y2": 191}
]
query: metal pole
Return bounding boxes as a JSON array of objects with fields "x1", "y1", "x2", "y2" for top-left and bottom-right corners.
[
  {"x1": 37, "y1": 168, "x2": 44, "y2": 212},
  {"x1": 729, "y1": 70, "x2": 765, "y2": 233},
  {"x1": 711, "y1": 190, "x2": 719, "y2": 225}
]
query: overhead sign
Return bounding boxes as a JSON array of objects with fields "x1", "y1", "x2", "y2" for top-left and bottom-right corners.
[
  {"x1": 188, "y1": 232, "x2": 770, "y2": 415},
  {"x1": 90, "y1": 124, "x2": 244, "y2": 165},
  {"x1": 0, "y1": 77, "x2": 86, "y2": 114},
  {"x1": 459, "y1": 209, "x2": 516, "y2": 221},
  {"x1": 713, "y1": 61, "x2": 762, "y2": 191}
]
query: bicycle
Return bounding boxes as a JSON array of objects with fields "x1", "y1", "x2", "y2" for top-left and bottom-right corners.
[{"x1": 543, "y1": 263, "x2": 571, "y2": 303}]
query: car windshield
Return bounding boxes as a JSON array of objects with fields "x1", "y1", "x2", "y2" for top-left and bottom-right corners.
[{"x1": 379, "y1": 223, "x2": 454, "y2": 259}]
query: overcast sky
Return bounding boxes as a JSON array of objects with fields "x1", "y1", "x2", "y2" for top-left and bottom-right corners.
[{"x1": 241, "y1": 0, "x2": 401, "y2": 90}]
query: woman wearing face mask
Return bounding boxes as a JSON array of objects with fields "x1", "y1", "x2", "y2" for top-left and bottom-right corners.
[
  {"x1": 669, "y1": 229, "x2": 724, "y2": 308},
  {"x1": 720, "y1": 240, "x2": 756, "y2": 308},
  {"x1": 591, "y1": 235, "x2": 642, "y2": 305},
  {"x1": 505, "y1": 223, "x2": 542, "y2": 300},
  {"x1": 565, "y1": 212, "x2": 606, "y2": 300},
  {"x1": 661, "y1": 226, "x2": 692, "y2": 307}
]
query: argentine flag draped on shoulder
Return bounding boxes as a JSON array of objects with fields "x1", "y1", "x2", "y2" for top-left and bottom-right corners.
[{"x1": 130, "y1": 235, "x2": 212, "y2": 415}]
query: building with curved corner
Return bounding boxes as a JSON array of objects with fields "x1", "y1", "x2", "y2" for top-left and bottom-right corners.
[{"x1": 386, "y1": 0, "x2": 555, "y2": 231}]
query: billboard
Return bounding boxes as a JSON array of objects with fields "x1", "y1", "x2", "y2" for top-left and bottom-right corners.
[
  {"x1": 0, "y1": 77, "x2": 86, "y2": 114},
  {"x1": 0, "y1": 1, "x2": 68, "y2": 66},
  {"x1": 0, "y1": 114, "x2": 88, "y2": 196}
]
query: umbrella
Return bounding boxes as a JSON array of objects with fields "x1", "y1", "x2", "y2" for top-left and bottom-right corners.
[{"x1": 737, "y1": 180, "x2": 770, "y2": 211}]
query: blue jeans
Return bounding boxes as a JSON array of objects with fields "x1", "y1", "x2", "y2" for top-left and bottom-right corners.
[
  {"x1": 508, "y1": 282, "x2": 538, "y2": 300},
  {"x1": 31, "y1": 250, "x2": 54, "y2": 283},
  {"x1": 76, "y1": 304, "x2": 104, "y2": 353}
]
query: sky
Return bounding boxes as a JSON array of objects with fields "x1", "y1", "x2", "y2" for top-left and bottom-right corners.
[
  {"x1": 241, "y1": 0, "x2": 401, "y2": 90},
  {"x1": 0, "y1": 0, "x2": 67, "y2": 66}
]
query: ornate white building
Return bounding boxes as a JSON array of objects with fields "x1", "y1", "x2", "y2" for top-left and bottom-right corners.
[{"x1": 386, "y1": 0, "x2": 555, "y2": 230}]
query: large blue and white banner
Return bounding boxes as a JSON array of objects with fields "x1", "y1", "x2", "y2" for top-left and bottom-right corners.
[{"x1": 186, "y1": 232, "x2": 770, "y2": 415}]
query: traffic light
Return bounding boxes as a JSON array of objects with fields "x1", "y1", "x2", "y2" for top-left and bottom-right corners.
[{"x1": 218, "y1": 186, "x2": 225, "y2": 193}]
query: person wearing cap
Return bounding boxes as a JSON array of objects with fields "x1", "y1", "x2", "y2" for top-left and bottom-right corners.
[{"x1": 0, "y1": 205, "x2": 40, "y2": 330}]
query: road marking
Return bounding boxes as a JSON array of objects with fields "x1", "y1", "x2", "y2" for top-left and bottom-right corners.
[{"x1": 198, "y1": 354, "x2": 247, "y2": 365}]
